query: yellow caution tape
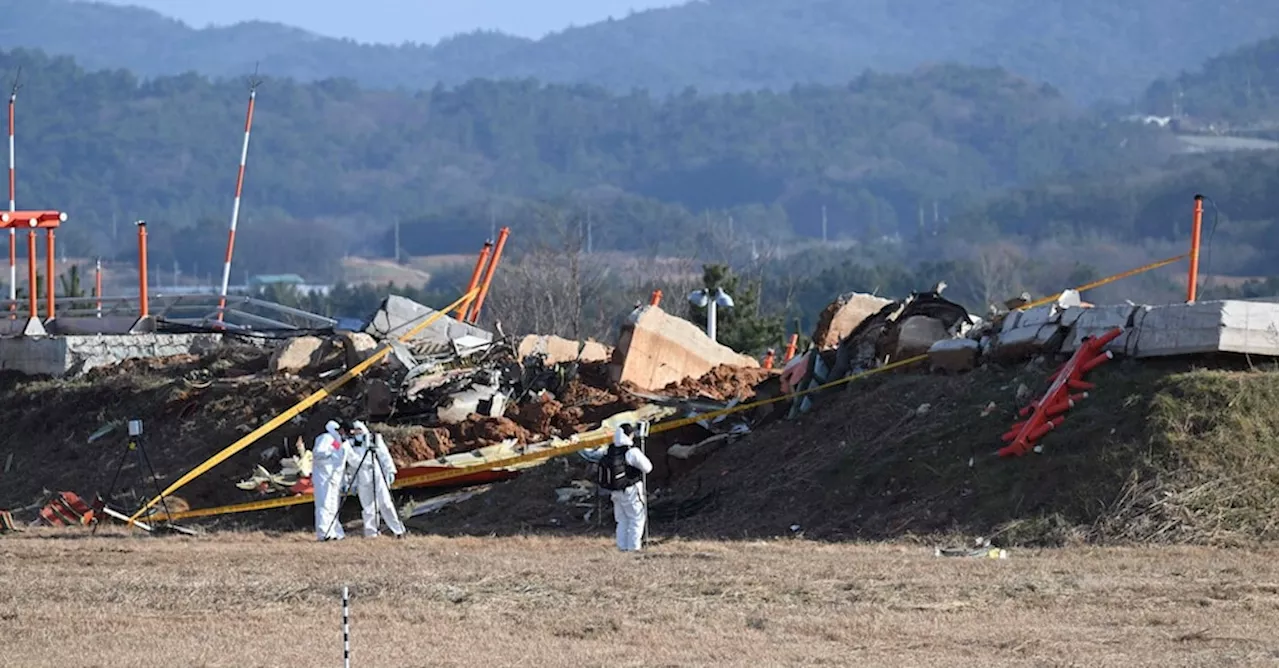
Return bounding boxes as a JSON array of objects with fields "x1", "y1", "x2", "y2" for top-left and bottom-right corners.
[
  {"x1": 1017, "y1": 254, "x2": 1188, "y2": 311},
  {"x1": 144, "y1": 353, "x2": 929, "y2": 522},
  {"x1": 128, "y1": 289, "x2": 480, "y2": 524},
  {"x1": 136, "y1": 253, "x2": 1188, "y2": 524}
]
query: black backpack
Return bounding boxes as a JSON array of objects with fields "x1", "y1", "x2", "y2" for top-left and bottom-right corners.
[{"x1": 596, "y1": 445, "x2": 642, "y2": 491}]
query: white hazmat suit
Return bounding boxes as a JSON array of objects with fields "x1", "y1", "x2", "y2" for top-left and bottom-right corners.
[
  {"x1": 312, "y1": 420, "x2": 352, "y2": 541},
  {"x1": 609, "y1": 426, "x2": 653, "y2": 552},
  {"x1": 347, "y1": 421, "x2": 406, "y2": 538}
]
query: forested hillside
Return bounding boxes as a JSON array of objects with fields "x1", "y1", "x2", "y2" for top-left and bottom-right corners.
[
  {"x1": 2, "y1": 0, "x2": 1275, "y2": 101},
  {"x1": 0, "y1": 46, "x2": 1175, "y2": 268},
  {"x1": 1142, "y1": 37, "x2": 1279, "y2": 126}
]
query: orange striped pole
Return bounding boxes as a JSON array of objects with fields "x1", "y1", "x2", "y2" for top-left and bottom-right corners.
[
  {"x1": 783, "y1": 334, "x2": 798, "y2": 362},
  {"x1": 95, "y1": 258, "x2": 102, "y2": 318},
  {"x1": 24, "y1": 226, "x2": 34, "y2": 318},
  {"x1": 455, "y1": 241, "x2": 491, "y2": 321},
  {"x1": 1187, "y1": 194, "x2": 1204, "y2": 303},
  {"x1": 467, "y1": 226, "x2": 509, "y2": 324},
  {"x1": 44, "y1": 227, "x2": 53, "y2": 319},
  {"x1": 762, "y1": 348, "x2": 775, "y2": 370},
  {"x1": 137, "y1": 222, "x2": 149, "y2": 318},
  {"x1": 649, "y1": 289, "x2": 662, "y2": 307},
  {"x1": 217, "y1": 84, "x2": 258, "y2": 322}
]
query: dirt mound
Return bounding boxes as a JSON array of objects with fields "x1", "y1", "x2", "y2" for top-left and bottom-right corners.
[
  {"x1": 433, "y1": 358, "x2": 1277, "y2": 547},
  {"x1": 375, "y1": 424, "x2": 454, "y2": 465},
  {"x1": 419, "y1": 457, "x2": 602, "y2": 536},
  {"x1": 0, "y1": 344, "x2": 341, "y2": 514},
  {"x1": 657, "y1": 364, "x2": 775, "y2": 401},
  {"x1": 659, "y1": 359, "x2": 1278, "y2": 546}
]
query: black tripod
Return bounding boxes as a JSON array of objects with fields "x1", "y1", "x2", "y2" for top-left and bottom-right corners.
[
  {"x1": 93, "y1": 420, "x2": 175, "y2": 535},
  {"x1": 323, "y1": 432, "x2": 399, "y2": 540}
]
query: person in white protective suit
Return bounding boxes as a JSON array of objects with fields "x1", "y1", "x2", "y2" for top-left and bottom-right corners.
[
  {"x1": 599, "y1": 423, "x2": 653, "y2": 552},
  {"x1": 346, "y1": 420, "x2": 406, "y2": 538},
  {"x1": 312, "y1": 420, "x2": 353, "y2": 541}
]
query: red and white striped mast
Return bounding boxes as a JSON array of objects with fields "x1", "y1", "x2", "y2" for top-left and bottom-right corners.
[
  {"x1": 7, "y1": 69, "x2": 21, "y2": 315},
  {"x1": 216, "y1": 69, "x2": 261, "y2": 322}
]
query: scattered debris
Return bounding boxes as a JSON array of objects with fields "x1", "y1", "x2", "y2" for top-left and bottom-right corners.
[{"x1": 935, "y1": 538, "x2": 1009, "y2": 559}]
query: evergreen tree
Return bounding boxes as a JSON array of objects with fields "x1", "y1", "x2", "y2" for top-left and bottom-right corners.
[{"x1": 687, "y1": 264, "x2": 784, "y2": 356}]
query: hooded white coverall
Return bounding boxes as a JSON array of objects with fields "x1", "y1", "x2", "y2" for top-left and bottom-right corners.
[
  {"x1": 312, "y1": 420, "x2": 352, "y2": 541},
  {"x1": 348, "y1": 422, "x2": 406, "y2": 537},
  {"x1": 609, "y1": 426, "x2": 653, "y2": 552}
]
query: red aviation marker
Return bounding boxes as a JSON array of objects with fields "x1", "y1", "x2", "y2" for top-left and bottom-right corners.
[
  {"x1": 217, "y1": 76, "x2": 260, "y2": 322},
  {"x1": 0, "y1": 210, "x2": 65, "y2": 321},
  {"x1": 998, "y1": 327, "x2": 1123, "y2": 457},
  {"x1": 7, "y1": 71, "x2": 20, "y2": 316}
]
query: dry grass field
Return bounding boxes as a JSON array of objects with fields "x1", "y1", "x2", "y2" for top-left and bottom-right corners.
[{"x1": 0, "y1": 531, "x2": 1274, "y2": 667}]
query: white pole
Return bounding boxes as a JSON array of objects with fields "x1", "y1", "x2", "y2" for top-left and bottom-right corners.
[
  {"x1": 342, "y1": 585, "x2": 350, "y2": 668},
  {"x1": 217, "y1": 88, "x2": 257, "y2": 322},
  {"x1": 8, "y1": 88, "x2": 16, "y2": 309},
  {"x1": 706, "y1": 299, "x2": 717, "y2": 342}
]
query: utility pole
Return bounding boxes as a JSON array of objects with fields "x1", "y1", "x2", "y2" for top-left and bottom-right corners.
[
  {"x1": 821, "y1": 205, "x2": 828, "y2": 242},
  {"x1": 393, "y1": 217, "x2": 401, "y2": 263}
]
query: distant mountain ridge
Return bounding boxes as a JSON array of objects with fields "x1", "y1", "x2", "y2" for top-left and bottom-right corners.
[{"x1": 1, "y1": 0, "x2": 1275, "y2": 101}]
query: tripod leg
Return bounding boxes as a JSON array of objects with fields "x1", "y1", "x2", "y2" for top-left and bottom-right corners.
[
  {"x1": 323, "y1": 447, "x2": 371, "y2": 540},
  {"x1": 135, "y1": 436, "x2": 173, "y2": 525},
  {"x1": 93, "y1": 443, "x2": 133, "y2": 535}
]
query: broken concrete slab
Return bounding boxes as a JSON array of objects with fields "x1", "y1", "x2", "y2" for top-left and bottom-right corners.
[
  {"x1": 268, "y1": 336, "x2": 326, "y2": 374},
  {"x1": 928, "y1": 338, "x2": 979, "y2": 372},
  {"x1": 1130, "y1": 300, "x2": 1279, "y2": 358},
  {"x1": 364, "y1": 295, "x2": 492, "y2": 353},
  {"x1": 517, "y1": 334, "x2": 612, "y2": 365},
  {"x1": 609, "y1": 305, "x2": 759, "y2": 392},
  {"x1": 0, "y1": 333, "x2": 222, "y2": 377},
  {"x1": 991, "y1": 305, "x2": 1069, "y2": 361},
  {"x1": 1059, "y1": 305, "x2": 1138, "y2": 355},
  {"x1": 811, "y1": 292, "x2": 894, "y2": 350}
]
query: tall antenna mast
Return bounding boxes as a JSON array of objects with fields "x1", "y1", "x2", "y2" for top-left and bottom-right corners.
[
  {"x1": 7, "y1": 68, "x2": 21, "y2": 314},
  {"x1": 217, "y1": 65, "x2": 261, "y2": 322}
]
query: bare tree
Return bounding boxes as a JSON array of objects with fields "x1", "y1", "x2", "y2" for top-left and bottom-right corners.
[
  {"x1": 963, "y1": 242, "x2": 1027, "y2": 310},
  {"x1": 484, "y1": 207, "x2": 613, "y2": 340}
]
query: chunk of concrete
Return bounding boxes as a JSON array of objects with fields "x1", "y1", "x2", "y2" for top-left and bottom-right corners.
[
  {"x1": 364, "y1": 295, "x2": 492, "y2": 353},
  {"x1": 928, "y1": 338, "x2": 979, "y2": 372},
  {"x1": 517, "y1": 334, "x2": 612, "y2": 365},
  {"x1": 811, "y1": 292, "x2": 894, "y2": 350},
  {"x1": 1131, "y1": 300, "x2": 1279, "y2": 358},
  {"x1": 341, "y1": 332, "x2": 379, "y2": 368},
  {"x1": 609, "y1": 305, "x2": 759, "y2": 392},
  {"x1": 269, "y1": 336, "x2": 326, "y2": 374},
  {"x1": 993, "y1": 305, "x2": 1068, "y2": 361},
  {"x1": 1059, "y1": 305, "x2": 1138, "y2": 355},
  {"x1": 895, "y1": 316, "x2": 949, "y2": 357}
]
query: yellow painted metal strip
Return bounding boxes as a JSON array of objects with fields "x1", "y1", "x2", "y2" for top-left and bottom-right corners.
[
  {"x1": 127, "y1": 289, "x2": 479, "y2": 524},
  {"x1": 1017, "y1": 254, "x2": 1187, "y2": 311},
  {"x1": 149, "y1": 353, "x2": 928, "y2": 522}
]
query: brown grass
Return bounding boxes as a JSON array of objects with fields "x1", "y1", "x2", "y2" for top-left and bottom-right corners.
[{"x1": 0, "y1": 531, "x2": 1275, "y2": 667}]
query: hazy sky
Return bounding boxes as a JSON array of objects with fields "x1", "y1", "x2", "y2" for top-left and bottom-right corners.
[{"x1": 95, "y1": 0, "x2": 688, "y2": 45}]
